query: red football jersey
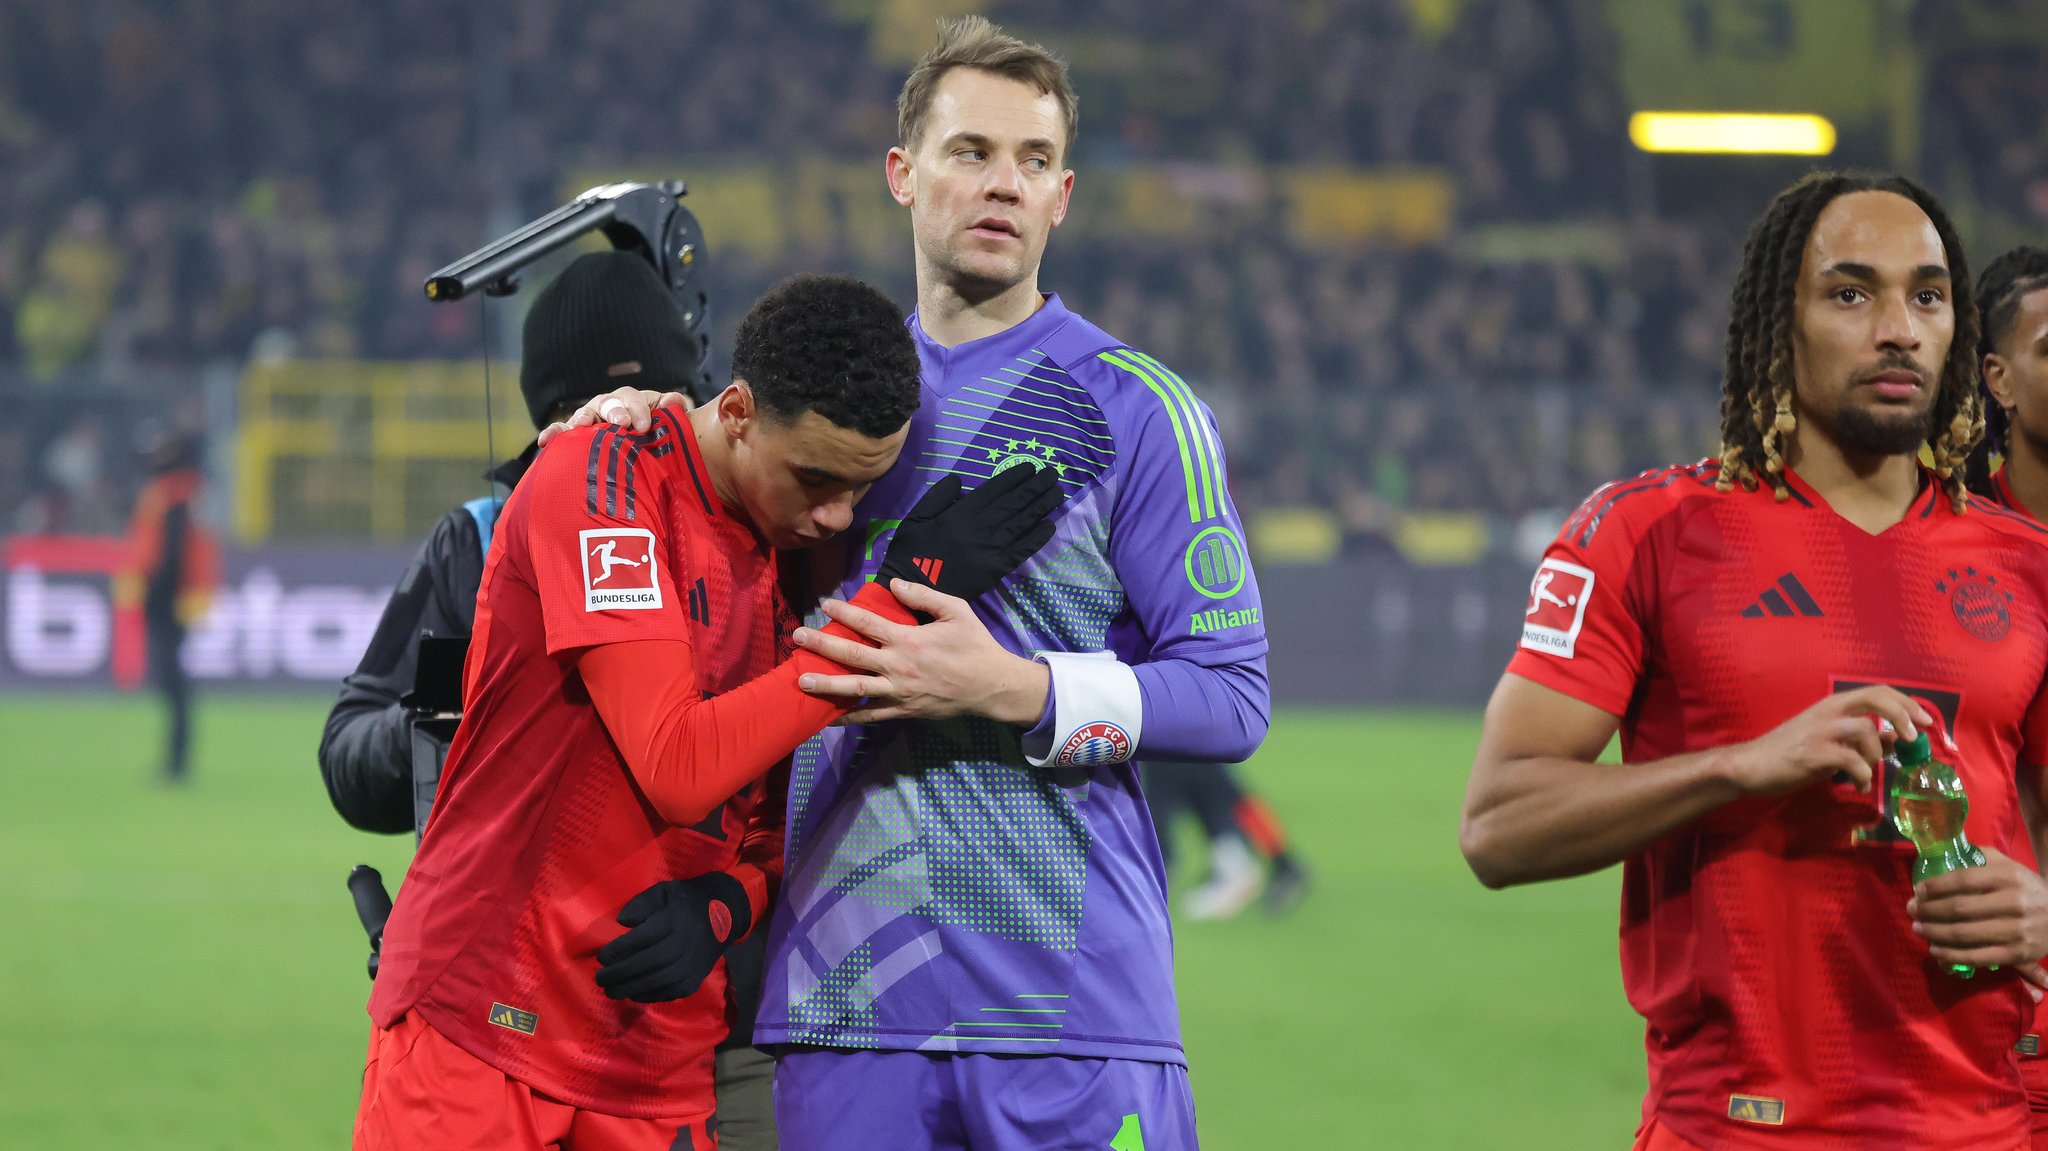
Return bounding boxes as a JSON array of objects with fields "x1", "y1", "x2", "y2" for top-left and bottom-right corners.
[
  {"x1": 368, "y1": 411, "x2": 791, "y2": 1117},
  {"x1": 1991, "y1": 467, "x2": 2043, "y2": 524},
  {"x1": 1978, "y1": 465, "x2": 2048, "y2": 1119},
  {"x1": 1508, "y1": 461, "x2": 2048, "y2": 1150}
]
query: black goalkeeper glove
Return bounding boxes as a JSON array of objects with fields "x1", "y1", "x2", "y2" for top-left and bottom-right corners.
[
  {"x1": 594, "y1": 871, "x2": 751, "y2": 1004},
  {"x1": 877, "y1": 463, "x2": 1063, "y2": 605}
]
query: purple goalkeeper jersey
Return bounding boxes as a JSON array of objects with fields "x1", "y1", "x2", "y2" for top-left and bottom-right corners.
[{"x1": 755, "y1": 294, "x2": 1269, "y2": 1064}]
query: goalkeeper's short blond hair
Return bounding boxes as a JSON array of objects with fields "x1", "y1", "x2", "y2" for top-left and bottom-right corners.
[{"x1": 896, "y1": 16, "x2": 1077, "y2": 160}]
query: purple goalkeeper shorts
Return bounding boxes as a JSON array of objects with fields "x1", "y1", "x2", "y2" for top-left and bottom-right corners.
[{"x1": 773, "y1": 1048, "x2": 1197, "y2": 1150}]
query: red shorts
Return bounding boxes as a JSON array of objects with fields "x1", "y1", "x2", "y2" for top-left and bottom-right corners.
[{"x1": 353, "y1": 1011, "x2": 717, "y2": 1151}]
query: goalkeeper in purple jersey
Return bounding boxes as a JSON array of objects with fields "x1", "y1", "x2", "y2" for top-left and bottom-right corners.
[{"x1": 548, "y1": 17, "x2": 1268, "y2": 1149}]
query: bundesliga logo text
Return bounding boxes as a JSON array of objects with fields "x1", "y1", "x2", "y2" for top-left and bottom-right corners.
[
  {"x1": 1521, "y1": 558, "x2": 1594, "y2": 659},
  {"x1": 580, "y1": 529, "x2": 662, "y2": 611}
]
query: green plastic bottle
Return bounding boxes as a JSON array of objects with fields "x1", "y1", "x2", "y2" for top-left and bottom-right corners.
[{"x1": 1888, "y1": 731, "x2": 1988, "y2": 979}]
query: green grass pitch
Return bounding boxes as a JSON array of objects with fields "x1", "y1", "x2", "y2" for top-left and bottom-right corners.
[{"x1": 0, "y1": 696, "x2": 1644, "y2": 1148}]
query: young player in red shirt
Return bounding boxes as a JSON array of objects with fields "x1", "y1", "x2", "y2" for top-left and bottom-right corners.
[
  {"x1": 1974, "y1": 247, "x2": 2048, "y2": 522},
  {"x1": 352, "y1": 274, "x2": 1061, "y2": 1151},
  {"x1": 1971, "y1": 246, "x2": 2048, "y2": 1150},
  {"x1": 1462, "y1": 175, "x2": 2048, "y2": 1151}
]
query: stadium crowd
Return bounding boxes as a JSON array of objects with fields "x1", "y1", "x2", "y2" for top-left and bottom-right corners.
[{"x1": 0, "y1": 0, "x2": 2041, "y2": 543}]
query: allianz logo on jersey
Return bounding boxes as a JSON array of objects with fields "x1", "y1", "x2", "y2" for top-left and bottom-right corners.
[{"x1": 1190, "y1": 605, "x2": 1261, "y2": 635}]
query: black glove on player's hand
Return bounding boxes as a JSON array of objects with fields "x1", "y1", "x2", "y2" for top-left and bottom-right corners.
[
  {"x1": 877, "y1": 464, "x2": 1063, "y2": 606},
  {"x1": 595, "y1": 872, "x2": 750, "y2": 1004}
]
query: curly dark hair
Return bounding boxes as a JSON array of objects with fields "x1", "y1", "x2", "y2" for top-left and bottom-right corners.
[
  {"x1": 731, "y1": 273, "x2": 922, "y2": 439},
  {"x1": 1716, "y1": 171, "x2": 1982, "y2": 512},
  {"x1": 1966, "y1": 246, "x2": 2048, "y2": 493}
]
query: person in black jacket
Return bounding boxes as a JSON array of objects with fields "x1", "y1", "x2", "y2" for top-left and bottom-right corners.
[
  {"x1": 319, "y1": 250, "x2": 706, "y2": 831},
  {"x1": 320, "y1": 251, "x2": 783, "y2": 1151}
]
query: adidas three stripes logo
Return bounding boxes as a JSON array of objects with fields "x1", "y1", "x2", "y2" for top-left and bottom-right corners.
[{"x1": 1740, "y1": 573, "x2": 1824, "y2": 619}]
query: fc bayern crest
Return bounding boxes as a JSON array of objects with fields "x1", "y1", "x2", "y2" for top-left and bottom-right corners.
[
  {"x1": 1938, "y1": 567, "x2": 2014, "y2": 642},
  {"x1": 1057, "y1": 722, "x2": 1132, "y2": 768}
]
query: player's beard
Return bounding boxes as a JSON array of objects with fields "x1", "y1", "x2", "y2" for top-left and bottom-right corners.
[
  {"x1": 923, "y1": 216, "x2": 1036, "y2": 305},
  {"x1": 936, "y1": 246, "x2": 1029, "y2": 303},
  {"x1": 1814, "y1": 356, "x2": 1940, "y2": 458},
  {"x1": 1827, "y1": 392, "x2": 1937, "y2": 457}
]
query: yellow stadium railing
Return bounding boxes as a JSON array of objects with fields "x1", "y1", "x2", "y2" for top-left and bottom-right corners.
[{"x1": 237, "y1": 360, "x2": 526, "y2": 543}]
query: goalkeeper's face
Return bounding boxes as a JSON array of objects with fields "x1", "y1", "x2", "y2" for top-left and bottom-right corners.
[{"x1": 890, "y1": 67, "x2": 1073, "y2": 300}]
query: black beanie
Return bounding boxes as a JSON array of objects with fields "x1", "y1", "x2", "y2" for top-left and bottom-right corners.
[{"x1": 518, "y1": 251, "x2": 705, "y2": 429}]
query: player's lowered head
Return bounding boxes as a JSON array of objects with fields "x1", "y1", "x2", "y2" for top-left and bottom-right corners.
[
  {"x1": 688, "y1": 273, "x2": 922, "y2": 551},
  {"x1": 887, "y1": 16, "x2": 1075, "y2": 340},
  {"x1": 1714, "y1": 172, "x2": 1981, "y2": 512}
]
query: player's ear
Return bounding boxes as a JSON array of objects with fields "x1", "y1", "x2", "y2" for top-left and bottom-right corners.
[
  {"x1": 1051, "y1": 167, "x2": 1073, "y2": 228},
  {"x1": 718, "y1": 381, "x2": 757, "y2": 439},
  {"x1": 886, "y1": 147, "x2": 917, "y2": 208},
  {"x1": 1983, "y1": 354, "x2": 2016, "y2": 411}
]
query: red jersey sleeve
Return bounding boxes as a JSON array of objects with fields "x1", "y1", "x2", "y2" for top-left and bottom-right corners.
[
  {"x1": 522, "y1": 428, "x2": 693, "y2": 656},
  {"x1": 578, "y1": 580, "x2": 916, "y2": 827},
  {"x1": 1504, "y1": 479, "x2": 1661, "y2": 717},
  {"x1": 728, "y1": 759, "x2": 788, "y2": 934}
]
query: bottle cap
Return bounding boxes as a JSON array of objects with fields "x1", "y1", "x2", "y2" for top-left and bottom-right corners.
[{"x1": 1897, "y1": 730, "x2": 1932, "y2": 765}]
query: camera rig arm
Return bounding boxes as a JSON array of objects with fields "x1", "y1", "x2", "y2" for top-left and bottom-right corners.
[{"x1": 424, "y1": 180, "x2": 711, "y2": 399}]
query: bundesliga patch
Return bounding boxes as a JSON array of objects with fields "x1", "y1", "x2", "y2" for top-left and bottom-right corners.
[
  {"x1": 1057, "y1": 722, "x2": 1132, "y2": 768},
  {"x1": 580, "y1": 528, "x2": 662, "y2": 611},
  {"x1": 487, "y1": 1002, "x2": 538, "y2": 1035},
  {"x1": 1521, "y1": 558, "x2": 1595, "y2": 658},
  {"x1": 1726, "y1": 1095, "x2": 1785, "y2": 1126}
]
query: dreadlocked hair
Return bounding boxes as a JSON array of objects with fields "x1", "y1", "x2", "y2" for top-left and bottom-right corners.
[
  {"x1": 1715, "y1": 171, "x2": 1984, "y2": 512},
  {"x1": 1965, "y1": 246, "x2": 2048, "y2": 496}
]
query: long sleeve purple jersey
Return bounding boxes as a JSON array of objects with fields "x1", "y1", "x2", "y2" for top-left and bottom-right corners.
[{"x1": 755, "y1": 294, "x2": 1270, "y2": 1064}]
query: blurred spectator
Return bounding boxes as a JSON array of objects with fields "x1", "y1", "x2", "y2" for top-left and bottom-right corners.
[
  {"x1": 120, "y1": 425, "x2": 218, "y2": 784},
  {"x1": 34, "y1": 415, "x2": 127, "y2": 534},
  {"x1": 16, "y1": 201, "x2": 119, "y2": 380},
  {"x1": 0, "y1": 0, "x2": 2020, "y2": 540}
]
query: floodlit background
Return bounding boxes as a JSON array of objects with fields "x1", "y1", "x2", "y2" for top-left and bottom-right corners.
[{"x1": 1, "y1": 0, "x2": 2045, "y2": 1146}]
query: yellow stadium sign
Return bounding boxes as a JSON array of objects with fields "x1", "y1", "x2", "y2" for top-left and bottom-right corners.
[
  {"x1": 1628, "y1": 112, "x2": 1836, "y2": 156},
  {"x1": 1606, "y1": 0, "x2": 1917, "y2": 162}
]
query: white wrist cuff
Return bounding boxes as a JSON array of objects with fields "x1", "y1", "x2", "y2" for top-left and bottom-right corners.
[{"x1": 1023, "y1": 651, "x2": 1143, "y2": 769}]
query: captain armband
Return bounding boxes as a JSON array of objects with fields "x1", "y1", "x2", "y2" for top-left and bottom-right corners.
[{"x1": 1022, "y1": 651, "x2": 1144, "y2": 770}]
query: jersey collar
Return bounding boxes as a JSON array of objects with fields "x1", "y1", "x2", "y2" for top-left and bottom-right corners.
[
  {"x1": 1990, "y1": 466, "x2": 2037, "y2": 519},
  {"x1": 907, "y1": 293, "x2": 1070, "y2": 392},
  {"x1": 657, "y1": 407, "x2": 724, "y2": 521},
  {"x1": 1777, "y1": 462, "x2": 1942, "y2": 525}
]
